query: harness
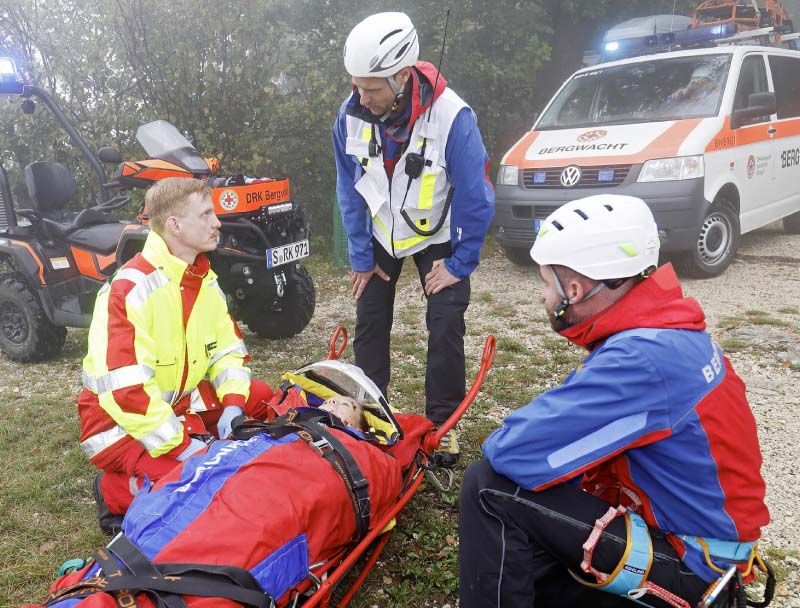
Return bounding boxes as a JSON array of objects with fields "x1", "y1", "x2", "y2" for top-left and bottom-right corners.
[
  {"x1": 571, "y1": 505, "x2": 775, "y2": 608},
  {"x1": 231, "y1": 409, "x2": 371, "y2": 542},
  {"x1": 44, "y1": 534, "x2": 271, "y2": 608}
]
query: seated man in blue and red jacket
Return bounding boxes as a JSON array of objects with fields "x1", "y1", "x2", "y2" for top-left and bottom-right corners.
[{"x1": 459, "y1": 195, "x2": 769, "y2": 608}]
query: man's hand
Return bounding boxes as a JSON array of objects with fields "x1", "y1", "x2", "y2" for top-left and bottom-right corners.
[
  {"x1": 217, "y1": 405, "x2": 243, "y2": 439},
  {"x1": 424, "y1": 259, "x2": 461, "y2": 295},
  {"x1": 351, "y1": 264, "x2": 390, "y2": 299}
]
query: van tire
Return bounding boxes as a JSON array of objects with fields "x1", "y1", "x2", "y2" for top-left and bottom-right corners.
[
  {"x1": 783, "y1": 211, "x2": 800, "y2": 234},
  {"x1": 0, "y1": 274, "x2": 67, "y2": 361},
  {"x1": 675, "y1": 199, "x2": 739, "y2": 278},
  {"x1": 502, "y1": 246, "x2": 534, "y2": 267}
]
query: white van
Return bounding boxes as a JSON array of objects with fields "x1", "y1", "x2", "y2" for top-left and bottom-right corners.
[{"x1": 494, "y1": 42, "x2": 800, "y2": 276}]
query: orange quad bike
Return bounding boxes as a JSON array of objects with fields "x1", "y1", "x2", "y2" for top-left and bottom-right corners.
[
  {"x1": 0, "y1": 58, "x2": 149, "y2": 361},
  {"x1": 111, "y1": 119, "x2": 315, "y2": 340}
]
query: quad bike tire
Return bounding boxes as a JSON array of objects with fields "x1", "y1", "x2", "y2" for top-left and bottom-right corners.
[
  {"x1": 0, "y1": 274, "x2": 67, "y2": 361},
  {"x1": 242, "y1": 264, "x2": 316, "y2": 340}
]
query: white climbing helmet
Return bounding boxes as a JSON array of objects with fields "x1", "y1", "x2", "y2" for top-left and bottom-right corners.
[
  {"x1": 530, "y1": 195, "x2": 660, "y2": 280},
  {"x1": 344, "y1": 12, "x2": 419, "y2": 78}
]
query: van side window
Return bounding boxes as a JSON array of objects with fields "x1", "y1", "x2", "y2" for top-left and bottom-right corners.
[
  {"x1": 768, "y1": 55, "x2": 800, "y2": 119},
  {"x1": 733, "y1": 55, "x2": 768, "y2": 120}
]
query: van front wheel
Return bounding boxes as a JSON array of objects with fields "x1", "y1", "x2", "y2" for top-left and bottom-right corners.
[
  {"x1": 783, "y1": 210, "x2": 800, "y2": 234},
  {"x1": 676, "y1": 199, "x2": 739, "y2": 278}
]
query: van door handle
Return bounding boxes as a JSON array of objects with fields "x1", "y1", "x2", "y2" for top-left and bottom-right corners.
[{"x1": 768, "y1": 126, "x2": 777, "y2": 135}]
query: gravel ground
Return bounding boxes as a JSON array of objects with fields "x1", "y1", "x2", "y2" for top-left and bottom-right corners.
[{"x1": 315, "y1": 220, "x2": 799, "y2": 605}]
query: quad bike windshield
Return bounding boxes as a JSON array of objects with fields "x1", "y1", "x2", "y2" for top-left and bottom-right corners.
[{"x1": 136, "y1": 120, "x2": 211, "y2": 175}]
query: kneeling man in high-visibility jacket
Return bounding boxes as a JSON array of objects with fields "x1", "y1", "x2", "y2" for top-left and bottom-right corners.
[{"x1": 77, "y1": 177, "x2": 273, "y2": 531}]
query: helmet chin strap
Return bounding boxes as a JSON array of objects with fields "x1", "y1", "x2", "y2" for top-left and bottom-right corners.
[
  {"x1": 385, "y1": 73, "x2": 406, "y2": 116},
  {"x1": 550, "y1": 267, "x2": 606, "y2": 319}
]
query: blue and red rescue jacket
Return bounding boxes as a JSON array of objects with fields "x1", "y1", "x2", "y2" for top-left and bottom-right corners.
[{"x1": 483, "y1": 265, "x2": 769, "y2": 581}]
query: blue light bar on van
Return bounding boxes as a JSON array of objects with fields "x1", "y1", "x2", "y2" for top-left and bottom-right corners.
[
  {"x1": 601, "y1": 22, "x2": 738, "y2": 59},
  {"x1": 673, "y1": 22, "x2": 738, "y2": 45}
]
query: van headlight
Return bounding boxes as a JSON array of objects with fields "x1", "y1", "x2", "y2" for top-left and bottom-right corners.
[
  {"x1": 637, "y1": 155, "x2": 704, "y2": 182},
  {"x1": 497, "y1": 165, "x2": 520, "y2": 186}
]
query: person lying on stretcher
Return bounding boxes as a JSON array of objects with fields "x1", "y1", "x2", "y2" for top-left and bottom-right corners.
[{"x1": 29, "y1": 361, "x2": 435, "y2": 608}]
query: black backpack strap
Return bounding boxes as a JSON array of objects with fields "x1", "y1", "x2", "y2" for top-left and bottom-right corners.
[
  {"x1": 44, "y1": 535, "x2": 272, "y2": 608},
  {"x1": 291, "y1": 420, "x2": 371, "y2": 541}
]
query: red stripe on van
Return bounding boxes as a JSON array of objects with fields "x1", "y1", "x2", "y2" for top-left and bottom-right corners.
[{"x1": 509, "y1": 119, "x2": 703, "y2": 169}]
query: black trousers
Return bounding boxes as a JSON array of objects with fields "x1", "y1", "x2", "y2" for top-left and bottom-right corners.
[
  {"x1": 354, "y1": 239, "x2": 470, "y2": 424},
  {"x1": 459, "y1": 459, "x2": 710, "y2": 608}
]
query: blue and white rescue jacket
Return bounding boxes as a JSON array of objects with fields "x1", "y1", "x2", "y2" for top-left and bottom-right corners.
[{"x1": 333, "y1": 62, "x2": 494, "y2": 279}]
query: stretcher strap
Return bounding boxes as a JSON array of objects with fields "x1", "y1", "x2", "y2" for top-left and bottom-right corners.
[
  {"x1": 44, "y1": 535, "x2": 271, "y2": 608},
  {"x1": 232, "y1": 411, "x2": 371, "y2": 541}
]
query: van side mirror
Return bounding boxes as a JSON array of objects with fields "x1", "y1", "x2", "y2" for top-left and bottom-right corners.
[
  {"x1": 98, "y1": 147, "x2": 123, "y2": 164},
  {"x1": 730, "y1": 92, "x2": 777, "y2": 129}
]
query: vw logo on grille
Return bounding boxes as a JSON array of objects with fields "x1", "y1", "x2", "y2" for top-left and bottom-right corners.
[{"x1": 560, "y1": 166, "x2": 582, "y2": 187}]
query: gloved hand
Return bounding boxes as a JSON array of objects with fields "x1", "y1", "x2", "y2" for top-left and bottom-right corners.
[
  {"x1": 217, "y1": 405, "x2": 243, "y2": 439},
  {"x1": 176, "y1": 437, "x2": 207, "y2": 462}
]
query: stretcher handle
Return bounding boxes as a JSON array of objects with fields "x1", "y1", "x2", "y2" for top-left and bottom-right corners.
[
  {"x1": 327, "y1": 325, "x2": 348, "y2": 360},
  {"x1": 428, "y1": 334, "x2": 496, "y2": 450}
]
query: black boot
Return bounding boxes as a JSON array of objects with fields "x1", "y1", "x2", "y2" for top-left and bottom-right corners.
[{"x1": 92, "y1": 473, "x2": 124, "y2": 535}]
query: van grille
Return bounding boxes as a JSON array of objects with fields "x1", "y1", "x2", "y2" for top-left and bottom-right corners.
[{"x1": 522, "y1": 165, "x2": 632, "y2": 189}]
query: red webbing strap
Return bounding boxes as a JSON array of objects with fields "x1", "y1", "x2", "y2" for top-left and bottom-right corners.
[
  {"x1": 579, "y1": 505, "x2": 692, "y2": 608},
  {"x1": 637, "y1": 581, "x2": 692, "y2": 608},
  {"x1": 580, "y1": 505, "x2": 626, "y2": 581}
]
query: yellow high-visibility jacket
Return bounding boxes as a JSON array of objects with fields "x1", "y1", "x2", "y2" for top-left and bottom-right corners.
[{"x1": 79, "y1": 231, "x2": 250, "y2": 459}]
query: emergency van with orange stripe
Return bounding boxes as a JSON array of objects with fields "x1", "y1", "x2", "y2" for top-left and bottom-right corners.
[{"x1": 494, "y1": 44, "x2": 800, "y2": 277}]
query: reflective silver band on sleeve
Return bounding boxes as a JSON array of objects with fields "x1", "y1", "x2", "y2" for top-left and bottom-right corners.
[
  {"x1": 80, "y1": 425, "x2": 128, "y2": 458},
  {"x1": 209, "y1": 340, "x2": 249, "y2": 367},
  {"x1": 211, "y1": 367, "x2": 251, "y2": 390}
]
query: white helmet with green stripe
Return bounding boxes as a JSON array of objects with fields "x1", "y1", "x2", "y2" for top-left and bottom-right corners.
[{"x1": 530, "y1": 195, "x2": 660, "y2": 280}]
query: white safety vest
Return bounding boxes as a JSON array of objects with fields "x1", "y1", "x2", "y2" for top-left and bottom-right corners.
[{"x1": 344, "y1": 88, "x2": 469, "y2": 258}]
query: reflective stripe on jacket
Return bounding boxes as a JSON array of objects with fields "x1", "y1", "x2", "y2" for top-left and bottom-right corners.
[
  {"x1": 79, "y1": 231, "x2": 251, "y2": 458},
  {"x1": 342, "y1": 88, "x2": 467, "y2": 259}
]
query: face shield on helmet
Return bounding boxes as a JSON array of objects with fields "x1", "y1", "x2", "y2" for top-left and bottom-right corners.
[
  {"x1": 343, "y1": 12, "x2": 419, "y2": 79},
  {"x1": 530, "y1": 195, "x2": 660, "y2": 281}
]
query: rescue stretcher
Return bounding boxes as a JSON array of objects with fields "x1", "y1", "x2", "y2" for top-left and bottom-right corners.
[{"x1": 31, "y1": 327, "x2": 497, "y2": 608}]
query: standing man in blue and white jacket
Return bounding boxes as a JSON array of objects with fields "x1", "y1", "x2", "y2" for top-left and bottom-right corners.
[{"x1": 333, "y1": 12, "x2": 494, "y2": 466}]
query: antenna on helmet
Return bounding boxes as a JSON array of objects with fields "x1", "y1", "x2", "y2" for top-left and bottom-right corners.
[{"x1": 425, "y1": 8, "x2": 450, "y2": 123}]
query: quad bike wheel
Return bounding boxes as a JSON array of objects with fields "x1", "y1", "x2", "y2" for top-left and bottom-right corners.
[
  {"x1": 241, "y1": 264, "x2": 316, "y2": 339},
  {"x1": 0, "y1": 274, "x2": 67, "y2": 361}
]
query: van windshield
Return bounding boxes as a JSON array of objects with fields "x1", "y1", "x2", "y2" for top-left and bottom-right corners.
[{"x1": 537, "y1": 54, "x2": 732, "y2": 130}]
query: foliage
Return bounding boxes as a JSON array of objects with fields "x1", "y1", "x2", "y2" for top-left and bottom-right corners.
[{"x1": 0, "y1": 0, "x2": 710, "y2": 233}]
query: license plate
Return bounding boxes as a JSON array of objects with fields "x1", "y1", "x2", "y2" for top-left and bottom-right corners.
[
  {"x1": 533, "y1": 219, "x2": 541, "y2": 234},
  {"x1": 266, "y1": 239, "x2": 309, "y2": 268}
]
